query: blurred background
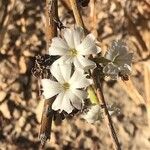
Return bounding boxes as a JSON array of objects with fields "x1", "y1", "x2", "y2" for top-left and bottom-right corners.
[{"x1": 0, "y1": 0, "x2": 150, "y2": 149}]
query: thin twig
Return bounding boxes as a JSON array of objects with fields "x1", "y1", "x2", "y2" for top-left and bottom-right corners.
[
  {"x1": 39, "y1": 0, "x2": 58, "y2": 148},
  {"x1": 93, "y1": 69, "x2": 121, "y2": 150},
  {"x1": 69, "y1": 0, "x2": 121, "y2": 149},
  {"x1": 60, "y1": 0, "x2": 72, "y2": 12},
  {"x1": 69, "y1": 0, "x2": 85, "y2": 28}
]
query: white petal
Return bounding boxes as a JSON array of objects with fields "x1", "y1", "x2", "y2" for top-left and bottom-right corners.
[
  {"x1": 63, "y1": 28, "x2": 75, "y2": 49},
  {"x1": 62, "y1": 92, "x2": 74, "y2": 113},
  {"x1": 52, "y1": 92, "x2": 64, "y2": 111},
  {"x1": 59, "y1": 63, "x2": 72, "y2": 82},
  {"x1": 52, "y1": 92, "x2": 74, "y2": 113},
  {"x1": 70, "y1": 72, "x2": 90, "y2": 89},
  {"x1": 51, "y1": 37, "x2": 69, "y2": 49},
  {"x1": 49, "y1": 37, "x2": 69, "y2": 55},
  {"x1": 72, "y1": 89, "x2": 87, "y2": 100},
  {"x1": 54, "y1": 55, "x2": 71, "y2": 65},
  {"x1": 73, "y1": 57, "x2": 83, "y2": 69},
  {"x1": 49, "y1": 46, "x2": 67, "y2": 55},
  {"x1": 41, "y1": 79, "x2": 61, "y2": 99},
  {"x1": 69, "y1": 91, "x2": 83, "y2": 110},
  {"x1": 83, "y1": 105, "x2": 102, "y2": 123},
  {"x1": 50, "y1": 63, "x2": 65, "y2": 83},
  {"x1": 77, "y1": 56, "x2": 96, "y2": 70},
  {"x1": 73, "y1": 27, "x2": 84, "y2": 48},
  {"x1": 77, "y1": 34, "x2": 97, "y2": 55},
  {"x1": 69, "y1": 69, "x2": 84, "y2": 85}
]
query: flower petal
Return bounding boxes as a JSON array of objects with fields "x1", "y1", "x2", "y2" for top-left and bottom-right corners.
[
  {"x1": 54, "y1": 55, "x2": 72, "y2": 65},
  {"x1": 52, "y1": 92, "x2": 64, "y2": 111},
  {"x1": 41, "y1": 79, "x2": 61, "y2": 99},
  {"x1": 73, "y1": 57, "x2": 83, "y2": 69},
  {"x1": 70, "y1": 71, "x2": 91, "y2": 89},
  {"x1": 49, "y1": 37, "x2": 69, "y2": 55},
  {"x1": 72, "y1": 89, "x2": 87, "y2": 100},
  {"x1": 77, "y1": 34, "x2": 98, "y2": 55},
  {"x1": 69, "y1": 69, "x2": 84, "y2": 85},
  {"x1": 59, "y1": 63, "x2": 72, "y2": 82},
  {"x1": 52, "y1": 92, "x2": 74, "y2": 113},
  {"x1": 63, "y1": 28, "x2": 75, "y2": 49},
  {"x1": 51, "y1": 37, "x2": 69, "y2": 49},
  {"x1": 50, "y1": 63, "x2": 65, "y2": 83},
  {"x1": 73, "y1": 27, "x2": 84, "y2": 48},
  {"x1": 76, "y1": 56, "x2": 96, "y2": 70},
  {"x1": 69, "y1": 91, "x2": 83, "y2": 110},
  {"x1": 83, "y1": 105, "x2": 102, "y2": 123},
  {"x1": 62, "y1": 92, "x2": 74, "y2": 113},
  {"x1": 49, "y1": 47, "x2": 67, "y2": 56}
]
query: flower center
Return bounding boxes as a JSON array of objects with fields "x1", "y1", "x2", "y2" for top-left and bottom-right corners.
[
  {"x1": 62, "y1": 82, "x2": 70, "y2": 91},
  {"x1": 68, "y1": 48, "x2": 77, "y2": 57}
]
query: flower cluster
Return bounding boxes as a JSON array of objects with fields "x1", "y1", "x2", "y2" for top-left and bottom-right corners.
[
  {"x1": 41, "y1": 27, "x2": 99, "y2": 114},
  {"x1": 39, "y1": 27, "x2": 133, "y2": 123}
]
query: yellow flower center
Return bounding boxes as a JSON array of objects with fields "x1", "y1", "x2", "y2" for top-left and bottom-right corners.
[
  {"x1": 62, "y1": 82, "x2": 70, "y2": 91},
  {"x1": 68, "y1": 48, "x2": 77, "y2": 57}
]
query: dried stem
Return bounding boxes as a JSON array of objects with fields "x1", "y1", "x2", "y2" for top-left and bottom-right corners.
[
  {"x1": 45, "y1": 0, "x2": 58, "y2": 47},
  {"x1": 93, "y1": 69, "x2": 121, "y2": 150},
  {"x1": 39, "y1": 0, "x2": 58, "y2": 148},
  {"x1": 69, "y1": 0, "x2": 85, "y2": 28},
  {"x1": 69, "y1": 0, "x2": 121, "y2": 149},
  {"x1": 60, "y1": 0, "x2": 72, "y2": 12}
]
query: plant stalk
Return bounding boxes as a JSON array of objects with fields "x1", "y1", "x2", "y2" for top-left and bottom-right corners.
[
  {"x1": 69, "y1": 0, "x2": 85, "y2": 28},
  {"x1": 39, "y1": 0, "x2": 58, "y2": 148}
]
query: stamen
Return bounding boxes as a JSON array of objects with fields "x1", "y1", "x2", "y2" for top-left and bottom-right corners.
[
  {"x1": 68, "y1": 49, "x2": 77, "y2": 57},
  {"x1": 62, "y1": 82, "x2": 70, "y2": 90}
]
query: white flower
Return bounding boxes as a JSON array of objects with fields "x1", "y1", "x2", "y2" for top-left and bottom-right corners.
[
  {"x1": 83, "y1": 105, "x2": 103, "y2": 123},
  {"x1": 103, "y1": 40, "x2": 133, "y2": 79},
  {"x1": 41, "y1": 63, "x2": 91, "y2": 114},
  {"x1": 49, "y1": 27, "x2": 100, "y2": 70}
]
